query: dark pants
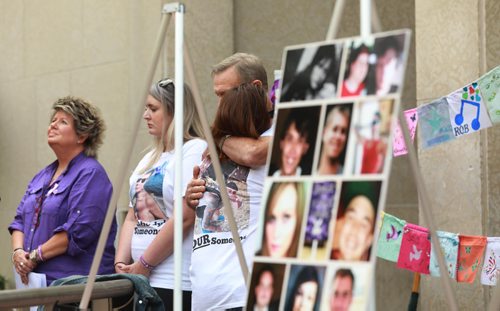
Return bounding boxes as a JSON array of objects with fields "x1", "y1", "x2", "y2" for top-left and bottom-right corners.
[{"x1": 154, "y1": 287, "x2": 192, "y2": 311}]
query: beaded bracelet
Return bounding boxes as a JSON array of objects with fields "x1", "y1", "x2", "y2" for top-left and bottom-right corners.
[
  {"x1": 37, "y1": 245, "x2": 45, "y2": 262},
  {"x1": 139, "y1": 255, "x2": 156, "y2": 270}
]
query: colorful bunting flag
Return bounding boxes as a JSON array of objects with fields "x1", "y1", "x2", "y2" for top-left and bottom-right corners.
[
  {"x1": 457, "y1": 235, "x2": 486, "y2": 283},
  {"x1": 418, "y1": 97, "x2": 455, "y2": 149},
  {"x1": 478, "y1": 66, "x2": 500, "y2": 124},
  {"x1": 429, "y1": 231, "x2": 459, "y2": 279},
  {"x1": 397, "y1": 223, "x2": 431, "y2": 274},
  {"x1": 446, "y1": 83, "x2": 492, "y2": 137},
  {"x1": 480, "y1": 237, "x2": 500, "y2": 286},
  {"x1": 377, "y1": 212, "x2": 406, "y2": 262},
  {"x1": 392, "y1": 108, "x2": 418, "y2": 157}
]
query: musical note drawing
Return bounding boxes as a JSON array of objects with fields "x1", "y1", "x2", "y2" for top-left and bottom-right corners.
[
  {"x1": 409, "y1": 244, "x2": 422, "y2": 261},
  {"x1": 455, "y1": 99, "x2": 481, "y2": 130},
  {"x1": 455, "y1": 83, "x2": 483, "y2": 130},
  {"x1": 386, "y1": 224, "x2": 401, "y2": 241}
]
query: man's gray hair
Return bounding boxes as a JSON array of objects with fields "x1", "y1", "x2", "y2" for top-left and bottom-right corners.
[{"x1": 212, "y1": 53, "x2": 268, "y2": 90}]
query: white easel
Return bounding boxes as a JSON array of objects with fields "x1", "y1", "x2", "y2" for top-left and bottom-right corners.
[{"x1": 325, "y1": 1, "x2": 458, "y2": 310}]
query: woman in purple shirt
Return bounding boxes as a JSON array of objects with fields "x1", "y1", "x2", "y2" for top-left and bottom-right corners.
[{"x1": 9, "y1": 96, "x2": 116, "y2": 285}]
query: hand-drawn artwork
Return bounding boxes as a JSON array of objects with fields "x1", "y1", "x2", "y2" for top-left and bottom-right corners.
[
  {"x1": 352, "y1": 99, "x2": 394, "y2": 175},
  {"x1": 480, "y1": 237, "x2": 500, "y2": 286},
  {"x1": 301, "y1": 181, "x2": 336, "y2": 261},
  {"x1": 376, "y1": 213, "x2": 406, "y2": 262},
  {"x1": 446, "y1": 82, "x2": 492, "y2": 137},
  {"x1": 392, "y1": 108, "x2": 418, "y2": 157},
  {"x1": 418, "y1": 97, "x2": 455, "y2": 149},
  {"x1": 478, "y1": 66, "x2": 500, "y2": 124},
  {"x1": 429, "y1": 231, "x2": 459, "y2": 279},
  {"x1": 396, "y1": 223, "x2": 431, "y2": 274},
  {"x1": 280, "y1": 43, "x2": 343, "y2": 103},
  {"x1": 457, "y1": 235, "x2": 486, "y2": 283},
  {"x1": 284, "y1": 265, "x2": 325, "y2": 311}
]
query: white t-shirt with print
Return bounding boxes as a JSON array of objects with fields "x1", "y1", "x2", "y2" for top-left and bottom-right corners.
[
  {"x1": 130, "y1": 138, "x2": 206, "y2": 290},
  {"x1": 190, "y1": 128, "x2": 272, "y2": 310}
]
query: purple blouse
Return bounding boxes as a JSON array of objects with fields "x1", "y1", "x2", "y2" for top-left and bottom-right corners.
[{"x1": 9, "y1": 152, "x2": 116, "y2": 285}]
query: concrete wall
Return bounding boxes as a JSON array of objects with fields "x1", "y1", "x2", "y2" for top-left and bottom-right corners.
[
  {"x1": 3, "y1": 0, "x2": 499, "y2": 310},
  {"x1": 0, "y1": 0, "x2": 232, "y2": 288},
  {"x1": 415, "y1": 0, "x2": 500, "y2": 309}
]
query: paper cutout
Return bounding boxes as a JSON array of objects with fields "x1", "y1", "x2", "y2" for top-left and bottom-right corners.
[
  {"x1": 478, "y1": 66, "x2": 500, "y2": 124},
  {"x1": 392, "y1": 108, "x2": 418, "y2": 157},
  {"x1": 480, "y1": 237, "x2": 500, "y2": 286},
  {"x1": 376, "y1": 213, "x2": 406, "y2": 262},
  {"x1": 429, "y1": 231, "x2": 459, "y2": 279},
  {"x1": 397, "y1": 223, "x2": 431, "y2": 274},
  {"x1": 418, "y1": 98, "x2": 455, "y2": 149},
  {"x1": 457, "y1": 235, "x2": 486, "y2": 283},
  {"x1": 446, "y1": 83, "x2": 492, "y2": 137}
]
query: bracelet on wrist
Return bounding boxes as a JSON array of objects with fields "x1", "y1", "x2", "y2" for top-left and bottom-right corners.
[
  {"x1": 37, "y1": 245, "x2": 45, "y2": 262},
  {"x1": 139, "y1": 255, "x2": 156, "y2": 271},
  {"x1": 11, "y1": 248, "x2": 23, "y2": 264},
  {"x1": 114, "y1": 261, "x2": 126, "y2": 267},
  {"x1": 29, "y1": 249, "x2": 39, "y2": 264},
  {"x1": 218, "y1": 134, "x2": 231, "y2": 152}
]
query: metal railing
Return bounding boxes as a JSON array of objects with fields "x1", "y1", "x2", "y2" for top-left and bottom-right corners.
[{"x1": 0, "y1": 279, "x2": 133, "y2": 310}]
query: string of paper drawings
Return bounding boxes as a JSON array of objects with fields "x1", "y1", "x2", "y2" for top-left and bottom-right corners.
[{"x1": 392, "y1": 65, "x2": 500, "y2": 156}]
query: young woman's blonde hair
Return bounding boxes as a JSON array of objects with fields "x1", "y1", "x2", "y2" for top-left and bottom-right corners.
[{"x1": 140, "y1": 79, "x2": 204, "y2": 173}]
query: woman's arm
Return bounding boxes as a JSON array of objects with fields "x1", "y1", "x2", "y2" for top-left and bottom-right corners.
[
  {"x1": 11, "y1": 230, "x2": 32, "y2": 285},
  {"x1": 114, "y1": 209, "x2": 136, "y2": 273},
  {"x1": 123, "y1": 199, "x2": 195, "y2": 276}
]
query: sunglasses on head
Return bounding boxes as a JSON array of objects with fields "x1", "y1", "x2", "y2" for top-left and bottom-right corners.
[{"x1": 157, "y1": 78, "x2": 175, "y2": 89}]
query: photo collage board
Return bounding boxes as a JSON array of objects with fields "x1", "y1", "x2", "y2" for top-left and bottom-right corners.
[{"x1": 246, "y1": 29, "x2": 412, "y2": 311}]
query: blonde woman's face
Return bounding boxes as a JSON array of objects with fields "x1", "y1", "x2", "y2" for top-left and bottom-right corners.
[
  {"x1": 265, "y1": 184, "x2": 298, "y2": 257},
  {"x1": 143, "y1": 95, "x2": 172, "y2": 138}
]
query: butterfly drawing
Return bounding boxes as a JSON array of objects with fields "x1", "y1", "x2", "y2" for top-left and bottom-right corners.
[
  {"x1": 484, "y1": 252, "x2": 498, "y2": 282},
  {"x1": 465, "y1": 246, "x2": 472, "y2": 254},
  {"x1": 409, "y1": 244, "x2": 422, "y2": 262},
  {"x1": 386, "y1": 225, "x2": 402, "y2": 241},
  {"x1": 410, "y1": 113, "x2": 416, "y2": 122}
]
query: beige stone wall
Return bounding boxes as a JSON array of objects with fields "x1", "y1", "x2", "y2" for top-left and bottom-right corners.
[
  {"x1": 0, "y1": 0, "x2": 232, "y2": 288},
  {"x1": 415, "y1": 0, "x2": 500, "y2": 309},
  {"x1": 3, "y1": 0, "x2": 498, "y2": 309}
]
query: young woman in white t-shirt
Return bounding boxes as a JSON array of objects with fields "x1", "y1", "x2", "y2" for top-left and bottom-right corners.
[{"x1": 115, "y1": 79, "x2": 206, "y2": 310}]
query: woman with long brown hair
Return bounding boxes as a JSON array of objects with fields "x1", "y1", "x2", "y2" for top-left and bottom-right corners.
[{"x1": 190, "y1": 83, "x2": 272, "y2": 310}]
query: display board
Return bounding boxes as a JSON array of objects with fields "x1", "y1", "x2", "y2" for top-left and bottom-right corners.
[{"x1": 246, "y1": 29, "x2": 411, "y2": 311}]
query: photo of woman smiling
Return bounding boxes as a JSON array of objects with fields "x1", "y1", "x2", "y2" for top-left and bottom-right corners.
[{"x1": 259, "y1": 181, "x2": 306, "y2": 258}]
